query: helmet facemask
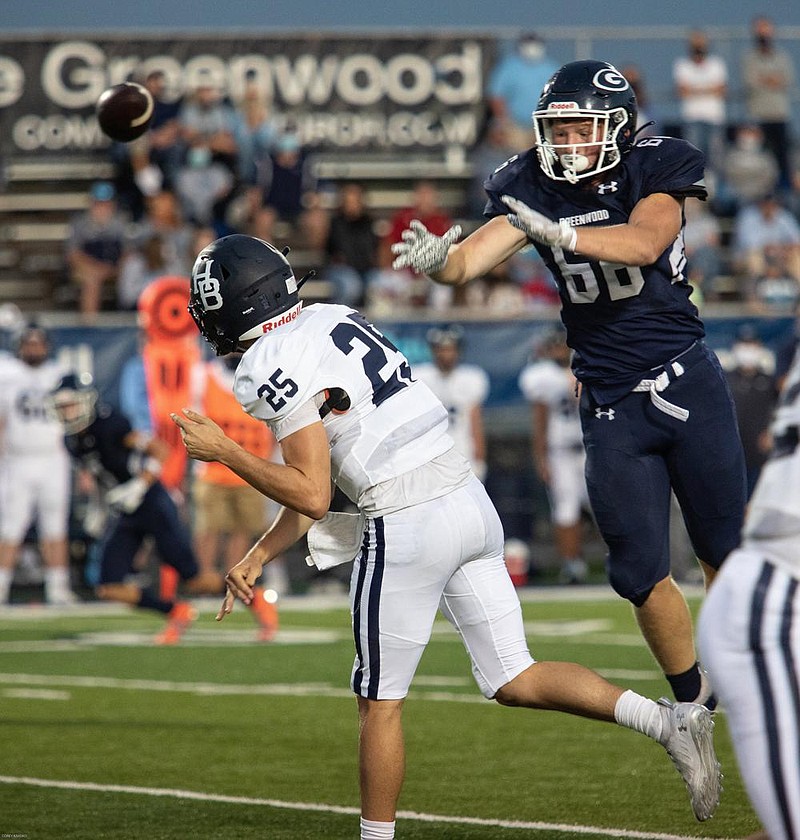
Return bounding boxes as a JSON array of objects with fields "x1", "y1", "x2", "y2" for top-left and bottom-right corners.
[
  {"x1": 533, "y1": 106, "x2": 631, "y2": 184},
  {"x1": 50, "y1": 383, "x2": 97, "y2": 434}
]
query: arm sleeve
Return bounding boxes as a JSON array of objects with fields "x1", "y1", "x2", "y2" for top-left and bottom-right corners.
[
  {"x1": 271, "y1": 397, "x2": 321, "y2": 442},
  {"x1": 119, "y1": 356, "x2": 154, "y2": 434}
]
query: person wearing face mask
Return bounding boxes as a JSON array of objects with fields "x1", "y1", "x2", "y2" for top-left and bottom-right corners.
[
  {"x1": 487, "y1": 32, "x2": 559, "y2": 150},
  {"x1": 723, "y1": 326, "x2": 779, "y2": 497},
  {"x1": 718, "y1": 123, "x2": 779, "y2": 214},
  {"x1": 174, "y1": 142, "x2": 235, "y2": 231},
  {"x1": 672, "y1": 30, "x2": 728, "y2": 174},
  {"x1": 742, "y1": 16, "x2": 796, "y2": 192}
]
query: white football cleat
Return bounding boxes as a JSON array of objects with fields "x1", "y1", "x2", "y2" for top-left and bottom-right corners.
[{"x1": 658, "y1": 697, "x2": 722, "y2": 821}]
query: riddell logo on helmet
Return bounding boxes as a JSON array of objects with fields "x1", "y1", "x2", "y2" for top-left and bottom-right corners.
[
  {"x1": 547, "y1": 101, "x2": 579, "y2": 111},
  {"x1": 261, "y1": 302, "x2": 302, "y2": 334}
]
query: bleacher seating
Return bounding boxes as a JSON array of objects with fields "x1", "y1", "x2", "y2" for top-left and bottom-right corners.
[
  {"x1": 0, "y1": 156, "x2": 115, "y2": 311},
  {"x1": 0, "y1": 150, "x2": 476, "y2": 314}
]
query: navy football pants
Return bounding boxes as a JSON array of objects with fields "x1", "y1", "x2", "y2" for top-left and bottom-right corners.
[
  {"x1": 98, "y1": 482, "x2": 198, "y2": 585},
  {"x1": 580, "y1": 342, "x2": 747, "y2": 606}
]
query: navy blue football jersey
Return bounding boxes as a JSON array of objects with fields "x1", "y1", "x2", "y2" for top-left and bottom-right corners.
[
  {"x1": 484, "y1": 136, "x2": 707, "y2": 404},
  {"x1": 65, "y1": 404, "x2": 146, "y2": 489}
]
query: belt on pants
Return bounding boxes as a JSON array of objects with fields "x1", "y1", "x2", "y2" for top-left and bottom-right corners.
[{"x1": 631, "y1": 341, "x2": 703, "y2": 422}]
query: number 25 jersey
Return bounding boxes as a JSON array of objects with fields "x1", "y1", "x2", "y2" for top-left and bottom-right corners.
[
  {"x1": 234, "y1": 304, "x2": 454, "y2": 508},
  {"x1": 484, "y1": 136, "x2": 707, "y2": 404}
]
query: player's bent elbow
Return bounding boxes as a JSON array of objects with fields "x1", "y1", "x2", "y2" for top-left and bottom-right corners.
[
  {"x1": 298, "y1": 488, "x2": 332, "y2": 520},
  {"x1": 639, "y1": 242, "x2": 666, "y2": 265}
]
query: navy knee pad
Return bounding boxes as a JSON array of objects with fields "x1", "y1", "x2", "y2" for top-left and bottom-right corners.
[{"x1": 608, "y1": 567, "x2": 654, "y2": 608}]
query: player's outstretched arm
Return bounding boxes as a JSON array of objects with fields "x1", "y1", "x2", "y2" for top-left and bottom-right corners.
[
  {"x1": 392, "y1": 216, "x2": 526, "y2": 286},
  {"x1": 171, "y1": 408, "x2": 332, "y2": 519}
]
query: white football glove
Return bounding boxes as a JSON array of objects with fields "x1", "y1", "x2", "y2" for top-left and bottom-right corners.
[
  {"x1": 391, "y1": 220, "x2": 462, "y2": 275},
  {"x1": 502, "y1": 195, "x2": 577, "y2": 252},
  {"x1": 105, "y1": 476, "x2": 149, "y2": 515}
]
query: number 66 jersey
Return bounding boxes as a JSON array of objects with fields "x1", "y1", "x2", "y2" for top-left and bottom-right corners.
[
  {"x1": 234, "y1": 303, "x2": 463, "y2": 513},
  {"x1": 484, "y1": 136, "x2": 707, "y2": 405}
]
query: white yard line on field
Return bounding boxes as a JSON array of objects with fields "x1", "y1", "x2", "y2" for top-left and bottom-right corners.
[
  {"x1": 2, "y1": 688, "x2": 70, "y2": 700},
  {"x1": 0, "y1": 670, "x2": 666, "y2": 702},
  {"x1": 0, "y1": 584, "x2": 707, "y2": 621},
  {"x1": 0, "y1": 775, "x2": 734, "y2": 840}
]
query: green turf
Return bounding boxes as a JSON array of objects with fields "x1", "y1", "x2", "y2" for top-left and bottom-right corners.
[{"x1": 0, "y1": 595, "x2": 760, "y2": 838}]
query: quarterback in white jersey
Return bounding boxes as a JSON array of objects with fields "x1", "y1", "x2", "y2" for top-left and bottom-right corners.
[
  {"x1": 699, "y1": 344, "x2": 800, "y2": 840},
  {"x1": 413, "y1": 324, "x2": 489, "y2": 481},
  {"x1": 0, "y1": 325, "x2": 76, "y2": 604},
  {"x1": 519, "y1": 329, "x2": 590, "y2": 583},
  {"x1": 172, "y1": 234, "x2": 723, "y2": 837}
]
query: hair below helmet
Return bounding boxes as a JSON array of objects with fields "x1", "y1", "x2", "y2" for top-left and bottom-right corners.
[
  {"x1": 189, "y1": 235, "x2": 304, "y2": 355},
  {"x1": 533, "y1": 60, "x2": 638, "y2": 183}
]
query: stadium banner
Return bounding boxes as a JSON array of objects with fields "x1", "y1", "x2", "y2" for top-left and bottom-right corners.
[{"x1": 0, "y1": 33, "x2": 496, "y2": 156}]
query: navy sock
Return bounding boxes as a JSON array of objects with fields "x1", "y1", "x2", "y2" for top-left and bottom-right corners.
[
  {"x1": 666, "y1": 662, "x2": 702, "y2": 703},
  {"x1": 137, "y1": 591, "x2": 173, "y2": 614}
]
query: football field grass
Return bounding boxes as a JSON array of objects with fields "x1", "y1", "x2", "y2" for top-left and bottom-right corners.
[{"x1": 0, "y1": 589, "x2": 760, "y2": 839}]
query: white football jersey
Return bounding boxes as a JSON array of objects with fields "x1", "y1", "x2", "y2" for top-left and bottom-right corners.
[
  {"x1": 742, "y1": 345, "x2": 800, "y2": 570},
  {"x1": 235, "y1": 304, "x2": 454, "y2": 509},
  {"x1": 518, "y1": 360, "x2": 582, "y2": 450},
  {"x1": 0, "y1": 356, "x2": 67, "y2": 456},
  {"x1": 413, "y1": 362, "x2": 489, "y2": 466}
]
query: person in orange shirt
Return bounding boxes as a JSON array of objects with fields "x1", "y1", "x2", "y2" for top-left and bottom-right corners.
[{"x1": 189, "y1": 352, "x2": 281, "y2": 639}]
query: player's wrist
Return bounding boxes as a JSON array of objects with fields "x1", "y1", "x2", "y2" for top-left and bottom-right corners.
[{"x1": 558, "y1": 221, "x2": 577, "y2": 252}]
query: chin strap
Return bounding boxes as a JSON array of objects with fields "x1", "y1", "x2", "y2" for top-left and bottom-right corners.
[
  {"x1": 281, "y1": 245, "x2": 316, "y2": 290},
  {"x1": 297, "y1": 269, "x2": 316, "y2": 290},
  {"x1": 629, "y1": 121, "x2": 656, "y2": 145}
]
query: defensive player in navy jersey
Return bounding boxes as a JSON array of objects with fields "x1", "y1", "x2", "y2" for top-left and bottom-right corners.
[
  {"x1": 393, "y1": 60, "x2": 747, "y2": 710},
  {"x1": 50, "y1": 373, "x2": 222, "y2": 644}
]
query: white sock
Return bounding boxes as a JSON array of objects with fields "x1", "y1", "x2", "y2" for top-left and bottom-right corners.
[
  {"x1": 614, "y1": 689, "x2": 665, "y2": 743},
  {"x1": 44, "y1": 567, "x2": 71, "y2": 601},
  {"x1": 0, "y1": 568, "x2": 12, "y2": 602},
  {"x1": 360, "y1": 817, "x2": 396, "y2": 839}
]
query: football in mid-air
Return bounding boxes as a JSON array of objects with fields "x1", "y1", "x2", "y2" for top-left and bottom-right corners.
[{"x1": 96, "y1": 82, "x2": 154, "y2": 142}]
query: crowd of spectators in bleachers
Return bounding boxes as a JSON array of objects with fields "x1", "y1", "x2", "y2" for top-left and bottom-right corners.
[{"x1": 63, "y1": 14, "x2": 800, "y2": 323}]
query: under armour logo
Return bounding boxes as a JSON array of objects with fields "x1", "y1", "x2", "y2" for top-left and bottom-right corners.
[
  {"x1": 597, "y1": 181, "x2": 618, "y2": 194},
  {"x1": 595, "y1": 408, "x2": 615, "y2": 420}
]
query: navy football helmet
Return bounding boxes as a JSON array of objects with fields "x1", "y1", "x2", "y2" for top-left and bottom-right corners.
[
  {"x1": 426, "y1": 323, "x2": 464, "y2": 349},
  {"x1": 50, "y1": 372, "x2": 98, "y2": 434},
  {"x1": 17, "y1": 322, "x2": 50, "y2": 367},
  {"x1": 532, "y1": 60, "x2": 638, "y2": 184},
  {"x1": 189, "y1": 235, "x2": 313, "y2": 356}
]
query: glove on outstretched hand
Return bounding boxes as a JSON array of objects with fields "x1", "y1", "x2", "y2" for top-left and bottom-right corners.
[
  {"x1": 502, "y1": 195, "x2": 577, "y2": 252},
  {"x1": 391, "y1": 220, "x2": 462, "y2": 275},
  {"x1": 105, "y1": 476, "x2": 149, "y2": 515}
]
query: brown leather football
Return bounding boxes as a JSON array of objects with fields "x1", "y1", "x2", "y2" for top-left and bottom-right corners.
[{"x1": 96, "y1": 82, "x2": 154, "y2": 142}]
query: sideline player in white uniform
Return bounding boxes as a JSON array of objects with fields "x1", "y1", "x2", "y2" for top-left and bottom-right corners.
[
  {"x1": 698, "y1": 344, "x2": 800, "y2": 840},
  {"x1": 413, "y1": 324, "x2": 489, "y2": 481},
  {"x1": 519, "y1": 327, "x2": 591, "y2": 584},
  {"x1": 172, "y1": 235, "x2": 721, "y2": 838},
  {"x1": 0, "y1": 325, "x2": 77, "y2": 605}
]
